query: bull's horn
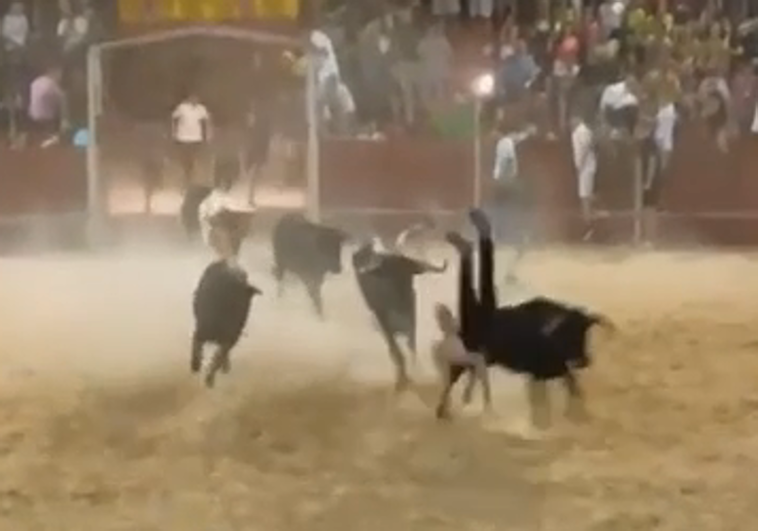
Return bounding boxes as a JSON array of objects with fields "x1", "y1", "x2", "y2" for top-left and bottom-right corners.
[
  {"x1": 394, "y1": 222, "x2": 431, "y2": 250},
  {"x1": 418, "y1": 258, "x2": 447, "y2": 273},
  {"x1": 592, "y1": 313, "x2": 617, "y2": 333}
]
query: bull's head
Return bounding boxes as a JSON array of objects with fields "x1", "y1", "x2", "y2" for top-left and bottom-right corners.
[{"x1": 318, "y1": 227, "x2": 350, "y2": 274}]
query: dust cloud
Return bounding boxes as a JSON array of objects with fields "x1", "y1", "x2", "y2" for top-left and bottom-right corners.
[{"x1": 1, "y1": 241, "x2": 757, "y2": 530}]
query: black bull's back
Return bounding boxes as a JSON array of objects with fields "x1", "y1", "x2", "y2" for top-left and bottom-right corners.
[
  {"x1": 484, "y1": 297, "x2": 606, "y2": 380},
  {"x1": 353, "y1": 252, "x2": 418, "y2": 340},
  {"x1": 193, "y1": 261, "x2": 261, "y2": 348},
  {"x1": 272, "y1": 213, "x2": 347, "y2": 277}
]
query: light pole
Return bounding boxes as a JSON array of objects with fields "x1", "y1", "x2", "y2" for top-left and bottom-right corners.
[{"x1": 471, "y1": 72, "x2": 495, "y2": 209}]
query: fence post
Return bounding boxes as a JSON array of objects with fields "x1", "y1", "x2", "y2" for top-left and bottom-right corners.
[{"x1": 632, "y1": 139, "x2": 643, "y2": 246}]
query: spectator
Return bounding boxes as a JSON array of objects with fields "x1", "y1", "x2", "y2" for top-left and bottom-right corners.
[
  {"x1": 599, "y1": 72, "x2": 640, "y2": 138},
  {"x1": 469, "y1": 0, "x2": 493, "y2": 20},
  {"x1": 570, "y1": 114, "x2": 597, "y2": 227},
  {"x1": 2, "y1": 1, "x2": 30, "y2": 146},
  {"x1": 496, "y1": 38, "x2": 539, "y2": 105},
  {"x1": 309, "y1": 27, "x2": 348, "y2": 131},
  {"x1": 640, "y1": 98, "x2": 678, "y2": 245},
  {"x1": 171, "y1": 92, "x2": 211, "y2": 188},
  {"x1": 389, "y1": 7, "x2": 422, "y2": 128},
  {"x1": 489, "y1": 123, "x2": 536, "y2": 243},
  {"x1": 2, "y1": 1, "x2": 29, "y2": 52},
  {"x1": 599, "y1": 0, "x2": 625, "y2": 38},
  {"x1": 24, "y1": 66, "x2": 65, "y2": 148},
  {"x1": 698, "y1": 67, "x2": 731, "y2": 151},
  {"x1": 551, "y1": 31, "x2": 581, "y2": 132},
  {"x1": 417, "y1": 22, "x2": 453, "y2": 105},
  {"x1": 57, "y1": 0, "x2": 90, "y2": 56},
  {"x1": 357, "y1": 17, "x2": 396, "y2": 132},
  {"x1": 431, "y1": 0, "x2": 460, "y2": 20}
]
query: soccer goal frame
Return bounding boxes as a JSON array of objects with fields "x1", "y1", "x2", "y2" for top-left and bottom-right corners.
[{"x1": 85, "y1": 25, "x2": 319, "y2": 243}]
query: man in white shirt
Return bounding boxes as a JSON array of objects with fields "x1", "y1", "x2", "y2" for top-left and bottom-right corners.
[
  {"x1": 2, "y1": 2, "x2": 28, "y2": 51},
  {"x1": 570, "y1": 116, "x2": 597, "y2": 224},
  {"x1": 309, "y1": 28, "x2": 344, "y2": 129},
  {"x1": 490, "y1": 124, "x2": 536, "y2": 243},
  {"x1": 57, "y1": 3, "x2": 89, "y2": 54},
  {"x1": 172, "y1": 93, "x2": 211, "y2": 188},
  {"x1": 599, "y1": 75, "x2": 639, "y2": 138},
  {"x1": 640, "y1": 101, "x2": 677, "y2": 245}
]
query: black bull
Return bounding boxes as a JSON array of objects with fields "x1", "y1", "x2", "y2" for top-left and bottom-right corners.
[
  {"x1": 191, "y1": 260, "x2": 262, "y2": 387},
  {"x1": 271, "y1": 213, "x2": 349, "y2": 317},
  {"x1": 352, "y1": 242, "x2": 446, "y2": 390},
  {"x1": 439, "y1": 209, "x2": 615, "y2": 425}
]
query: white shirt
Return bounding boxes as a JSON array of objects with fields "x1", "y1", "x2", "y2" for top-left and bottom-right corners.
[
  {"x1": 57, "y1": 15, "x2": 88, "y2": 50},
  {"x1": 2, "y1": 13, "x2": 28, "y2": 48},
  {"x1": 571, "y1": 122, "x2": 596, "y2": 172},
  {"x1": 599, "y1": 81, "x2": 638, "y2": 112},
  {"x1": 492, "y1": 130, "x2": 531, "y2": 183},
  {"x1": 172, "y1": 102, "x2": 209, "y2": 144},
  {"x1": 752, "y1": 101, "x2": 758, "y2": 134},
  {"x1": 198, "y1": 190, "x2": 238, "y2": 245},
  {"x1": 654, "y1": 103, "x2": 677, "y2": 153},
  {"x1": 310, "y1": 29, "x2": 340, "y2": 87}
]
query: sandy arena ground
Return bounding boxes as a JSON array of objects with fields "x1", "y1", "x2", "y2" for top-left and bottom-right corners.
[{"x1": 1, "y1": 239, "x2": 757, "y2": 530}]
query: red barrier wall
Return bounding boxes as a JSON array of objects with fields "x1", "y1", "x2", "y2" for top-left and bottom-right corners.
[
  {"x1": 0, "y1": 147, "x2": 87, "y2": 218},
  {"x1": 2, "y1": 127, "x2": 758, "y2": 246},
  {"x1": 320, "y1": 127, "x2": 758, "y2": 246}
]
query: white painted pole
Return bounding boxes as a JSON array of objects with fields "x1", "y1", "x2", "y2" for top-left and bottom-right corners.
[
  {"x1": 305, "y1": 52, "x2": 320, "y2": 222},
  {"x1": 473, "y1": 99, "x2": 482, "y2": 209},
  {"x1": 632, "y1": 141, "x2": 643, "y2": 246},
  {"x1": 86, "y1": 45, "x2": 103, "y2": 247}
]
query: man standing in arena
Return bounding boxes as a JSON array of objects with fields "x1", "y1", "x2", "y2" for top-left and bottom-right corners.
[
  {"x1": 570, "y1": 114, "x2": 597, "y2": 235},
  {"x1": 172, "y1": 92, "x2": 211, "y2": 189},
  {"x1": 640, "y1": 98, "x2": 677, "y2": 245},
  {"x1": 489, "y1": 122, "x2": 536, "y2": 244}
]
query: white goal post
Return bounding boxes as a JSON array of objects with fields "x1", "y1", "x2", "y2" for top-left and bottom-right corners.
[{"x1": 85, "y1": 25, "x2": 320, "y2": 243}]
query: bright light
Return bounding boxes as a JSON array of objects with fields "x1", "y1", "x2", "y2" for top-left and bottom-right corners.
[{"x1": 472, "y1": 73, "x2": 495, "y2": 98}]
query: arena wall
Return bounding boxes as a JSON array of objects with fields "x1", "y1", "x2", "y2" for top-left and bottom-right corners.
[{"x1": 1, "y1": 126, "x2": 758, "y2": 246}]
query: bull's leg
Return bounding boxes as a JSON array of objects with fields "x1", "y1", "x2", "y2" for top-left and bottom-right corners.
[
  {"x1": 527, "y1": 378, "x2": 551, "y2": 429},
  {"x1": 435, "y1": 364, "x2": 467, "y2": 420},
  {"x1": 272, "y1": 264, "x2": 286, "y2": 298},
  {"x1": 205, "y1": 345, "x2": 232, "y2": 388},
  {"x1": 469, "y1": 208, "x2": 496, "y2": 316},
  {"x1": 190, "y1": 332, "x2": 204, "y2": 373},
  {"x1": 445, "y1": 231, "x2": 478, "y2": 351},
  {"x1": 563, "y1": 369, "x2": 587, "y2": 421},
  {"x1": 304, "y1": 277, "x2": 325, "y2": 318},
  {"x1": 378, "y1": 319, "x2": 410, "y2": 391}
]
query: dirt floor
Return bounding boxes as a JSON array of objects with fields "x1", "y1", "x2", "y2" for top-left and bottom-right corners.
[{"x1": 0, "y1": 240, "x2": 757, "y2": 531}]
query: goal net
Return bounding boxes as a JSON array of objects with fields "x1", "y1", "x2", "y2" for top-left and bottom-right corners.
[{"x1": 86, "y1": 25, "x2": 317, "y2": 235}]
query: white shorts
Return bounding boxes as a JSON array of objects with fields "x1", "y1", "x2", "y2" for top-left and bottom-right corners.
[{"x1": 577, "y1": 164, "x2": 596, "y2": 200}]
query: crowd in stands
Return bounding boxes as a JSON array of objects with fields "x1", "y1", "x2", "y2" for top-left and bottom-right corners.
[
  {"x1": 0, "y1": 0, "x2": 102, "y2": 149},
  {"x1": 313, "y1": 0, "x2": 758, "y2": 150}
]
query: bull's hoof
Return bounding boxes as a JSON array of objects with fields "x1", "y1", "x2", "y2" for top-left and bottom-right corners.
[
  {"x1": 445, "y1": 232, "x2": 472, "y2": 255},
  {"x1": 435, "y1": 405, "x2": 453, "y2": 421},
  {"x1": 394, "y1": 376, "x2": 412, "y2": 393},
  {"x1": 468, "y1": 209, "x2": 492, "y2": 237},
  {"x1": 566, "y1": 403, "x2": 589, "y2": 423}
]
